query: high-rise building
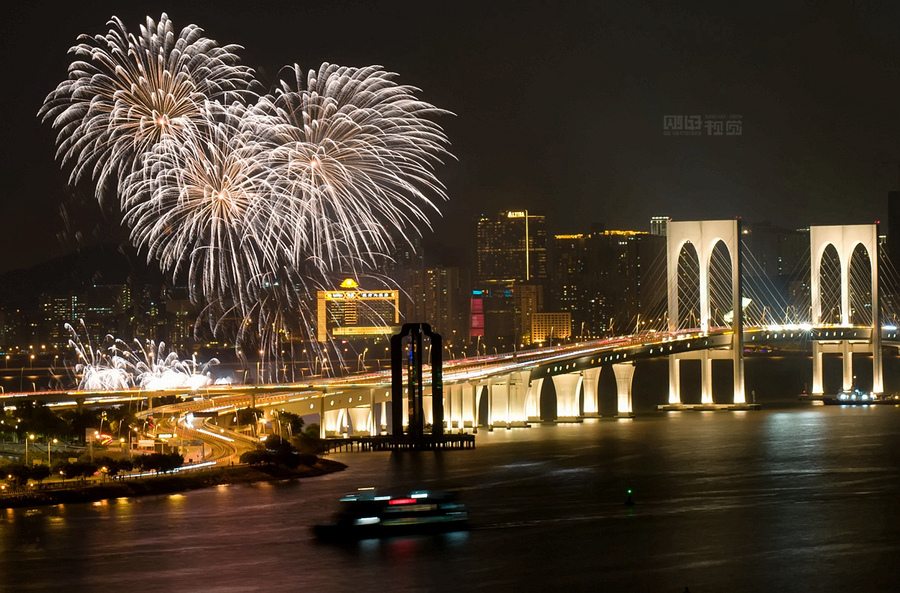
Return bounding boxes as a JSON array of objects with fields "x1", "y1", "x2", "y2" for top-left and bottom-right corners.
[
  {"x1": 550, "y1": 229, "x2": 666, "y2": 337},
  {"x1": 475, "y1": 211, "x2": 548, "y2": 346},
  {"x1": 650, "y1": 216, "x2": 670, "y2": 237},
  {"x1": 41, "y1": 293, "x2": 86, "y2": 348},
  {"x1": 476, "y1": 211, "x2": 547, "y2": 282},
  {"x1": 423, "y1": 266, "x2": 471, "y2": 346}
]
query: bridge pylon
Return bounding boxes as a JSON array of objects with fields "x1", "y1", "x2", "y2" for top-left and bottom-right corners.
[
  {"x1": 810, "y1": 224, "x2": 882, "y2": 395},
  {"x1": 667, "y1": 219, "x2": 746, "y2": 405}
]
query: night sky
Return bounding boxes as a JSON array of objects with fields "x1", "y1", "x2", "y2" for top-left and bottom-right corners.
[{"x1": 2, "y1": 0, "x2": 898, "y2": 274}]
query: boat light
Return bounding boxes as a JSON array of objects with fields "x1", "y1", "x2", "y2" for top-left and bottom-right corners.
[{"x1": 389, "y1": 498, "x2": 418, "y2": 505}]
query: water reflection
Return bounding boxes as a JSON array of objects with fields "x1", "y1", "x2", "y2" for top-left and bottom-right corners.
[{"x1": 2, "y1": 405, "x2": 900, "y2": 592}]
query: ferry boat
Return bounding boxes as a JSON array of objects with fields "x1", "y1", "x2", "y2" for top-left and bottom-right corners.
[
  {"x1": 313, "y1": 489, "x2": 468, "y2": 541},
  {"x1": 823, "y1": 388, "x2": 886, "y2": 405}
]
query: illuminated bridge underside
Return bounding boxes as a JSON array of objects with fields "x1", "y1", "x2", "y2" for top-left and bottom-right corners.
[{"x1": 4, "y1": 325, "x2": 899, "y2": 439}]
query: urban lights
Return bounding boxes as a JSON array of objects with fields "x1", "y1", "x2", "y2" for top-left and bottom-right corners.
[{"x1": 25, "y1": 433, "x2": 35, "y2": 465}]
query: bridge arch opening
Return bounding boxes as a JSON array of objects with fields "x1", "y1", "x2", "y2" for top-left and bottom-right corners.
[
  {"x1": 818, "y1": 244, "x2": 842, "y2": 324},
  {"x1": 849, "y1": 243, "x2": 873, "y2": 327},
  {"x1": 708, "y1": 240, "x2": 733, "y2": 329},
  {"x1": 677, "y1": 242, "x2": 701, "y2": 330}
]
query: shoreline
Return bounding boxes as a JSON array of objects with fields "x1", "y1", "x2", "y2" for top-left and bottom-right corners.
[{"x1": 1, "y1": 458, "x2": 347, "y2": 509}]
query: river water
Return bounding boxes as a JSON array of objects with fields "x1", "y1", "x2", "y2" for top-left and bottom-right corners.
[
  {"x1": 3, "y1": 403, "x2": 900, "y2": 592},
  {"x1": 3, "y1": 355, "x2": 900, "y2": 592}
]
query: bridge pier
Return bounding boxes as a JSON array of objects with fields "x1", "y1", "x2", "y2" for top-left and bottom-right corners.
[
  {"x1": 446, "y1": 383, "x2": 463, "y2": 430},
  {"x1": 582, "y1": 367, "x2": 601, "y2": 417},
  {"x1": 668, "y1": 357, "x2": 682, "y2": 405},
  {"x1": 810, "y1": 224, "x2": 883, "y2": 394},
  {"x1": 489, "y1": 377, "x2": 509, "y2": 427},
  {"x1": 701, "y1": 350, "x2": 713, "y2": 405},
  {"x1": 551, "y1": 372, "x2": 582, "y2": 421},
  {"x1": 842, "y1": 341, "x2": 853, "y2": 391},
  {"x1": 526, "y1": 377, "x2": 544, "y2": 422},
  {"x1": 613, "y1": 362, "x2": 635, "y2": 417},
  {"x1": 812, "y1": 341, "x2": 824, "y2": 395},
  {"x1": 667, "y1": 219, "x2": 746, "y2": 406}
]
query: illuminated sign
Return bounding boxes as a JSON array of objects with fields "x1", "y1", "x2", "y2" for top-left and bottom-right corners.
[
  {"x1": 507, "y1": 211, "x2": 526, "y2": 218},
  {"x1": 325, "y1": 291, "x2": 396, "y2": 300}
]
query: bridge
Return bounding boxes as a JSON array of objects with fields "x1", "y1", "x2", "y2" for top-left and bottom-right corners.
[{"x1": 3, "y1": 220, "x2": 897, "y2": 455}]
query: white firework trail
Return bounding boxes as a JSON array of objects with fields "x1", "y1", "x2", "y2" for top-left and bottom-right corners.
[
  {"x1": 43, "y1": 15, "x2": 452, "y2": 379},
  {"x1": 39, "y1": 13, "x2": 254, "y2": 207},
  {"x1": 65, "y1": 321, "x2": 218, "y2": 391}
]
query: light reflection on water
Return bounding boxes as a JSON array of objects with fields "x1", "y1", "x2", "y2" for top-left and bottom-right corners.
[{"x1": 1, "y1": 402, "x2": 900, "y2": 592}]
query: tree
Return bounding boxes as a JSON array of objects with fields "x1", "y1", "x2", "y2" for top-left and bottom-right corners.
[
  {"x1": 5, "y1": 463, "x2": 31, "y2": 487},
  {"x1": 95, "y1": 456, "x2": 132, "y2": 478},
  {"x1": 30, "y1": 465, "x2": 51, "y2": 485},
  {"x1": 133, "y1": 452, "x2": 184, "y2": 474},
  {"x1": 56, "y1": 461, "x2": 97, "y2": 481},
  {"x1": 239, "y1": 450, "x2": 270, "y2": 465},
  {"x1": 276, "y1": 411, "x2": 304, "y2": 437}
]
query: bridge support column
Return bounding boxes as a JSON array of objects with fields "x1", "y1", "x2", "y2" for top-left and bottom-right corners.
[
  {"x1": 668, "y1": 357, "x2": 682, "y2": 405},
  {"x1": 460, "y1": 382, "x2": 478, "y2": 429},
  {"x1": 551, "y1": 372, "x2": 582, "y2": 420},
  {"x1": 490, "y1": 377, "x2": 510, "y2": 427},
  {"x1": 348, "y1": 407, "x2": 371, "y2": 436},
  {"x1": 323, "y1": 408, "x2": 343, "y2": 436},
  {"x1": 508, "y1": 371, "x2": 531, "y2": 424},
  {"x1": 475, "y1": 381, "x2": 490, "y2": 427},
  {"x1": 842, "y1": 341, "x2": 854, "y2": 391},
  {"x1": 873, "y1": 339, "x2": 884, "y2": 394},
  {"x1": 368, "y1": 389, "x2": 376, "y2": 434},
  {"x1": 812, "y1": 341, "x2": 824, "y2": 395},
  {"x1": 526, "y1": 377, "x2": 544, "y2": 422},
  {"x1": 613, "y1": 362, "x2": 635, "y2": 417},
  {"x1": 701, "y1": 350, "x2": 713, "y2": 405},
  {"x1": 447, "y1": 383, "x2": 462, "y2": 430},
  {"x1": 582, "y1": 367, "x2": 601, "y2": 416}
]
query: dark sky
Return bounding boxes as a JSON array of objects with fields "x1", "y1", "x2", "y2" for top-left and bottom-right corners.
[{"x1": 2, "y1": 0, "x2": 898, "y2": 274}]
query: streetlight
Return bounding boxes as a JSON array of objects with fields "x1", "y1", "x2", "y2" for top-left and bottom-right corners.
[
  {"x1": 25, "y1": 433, "x2": 35, "y2": 465},
  {"x1": 48, "y1": 438, "x2": 57, "y2": 466}
]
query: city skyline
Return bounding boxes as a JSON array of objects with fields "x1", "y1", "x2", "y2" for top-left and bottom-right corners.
[{"x1": 2, "y1": 1, "x2": 898, "y2": 275}]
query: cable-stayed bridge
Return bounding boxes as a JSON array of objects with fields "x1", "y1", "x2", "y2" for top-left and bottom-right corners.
[{"x1": 5, "y1": 220, "x2": 900, "y2": 446}]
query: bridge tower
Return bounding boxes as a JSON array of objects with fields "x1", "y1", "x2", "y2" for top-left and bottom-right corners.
[
  {"x1": 810, "y1": 225, "x2": 882, "y2": 395},
  {"x1": 666, "y1": 219, "x2": 746, "y2": 405}
]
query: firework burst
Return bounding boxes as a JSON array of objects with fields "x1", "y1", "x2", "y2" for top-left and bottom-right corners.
[
  {"x1": 39, "y1": 13, "x2": 254, "y2": 206},
  {"x1": 44, "y1": 15, "x2": 452, "y2": 377},
  {"x1": 254, "y1": 63, "x2": 451, "y2": 272}
]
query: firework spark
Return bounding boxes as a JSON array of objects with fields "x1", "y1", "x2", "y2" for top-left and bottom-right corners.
[
  {"x1": 66, "y1": 322, "x2": 219, "y2": 391},
  {"x1": 39, "y1": 13, "x2": 254, "y2": 206},
  {"x1": 44, "y1": 15, "x2": 452, "y2": 377}
]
